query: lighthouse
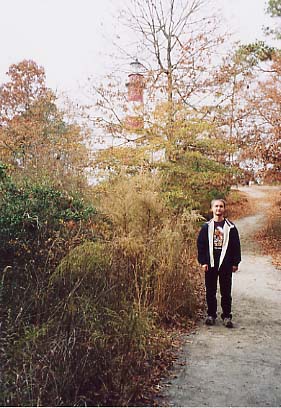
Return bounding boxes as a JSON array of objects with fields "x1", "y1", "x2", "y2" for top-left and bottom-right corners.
[{"x1": 125, "y1": 58, "x2": 145, "y2": 132}]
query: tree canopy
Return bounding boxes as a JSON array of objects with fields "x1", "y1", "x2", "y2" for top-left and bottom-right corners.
[{"x1": 0, "y1": 60, "x2": 91, "y2": 187}]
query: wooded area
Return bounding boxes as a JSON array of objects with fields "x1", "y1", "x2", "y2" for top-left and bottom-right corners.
[{"x1": 0, "y1": 0, "x2": 280, "y2": 406}]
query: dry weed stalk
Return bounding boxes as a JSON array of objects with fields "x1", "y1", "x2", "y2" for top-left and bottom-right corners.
[{"x1": 100, "y1": 173, "x2": 203, "y2": 320}]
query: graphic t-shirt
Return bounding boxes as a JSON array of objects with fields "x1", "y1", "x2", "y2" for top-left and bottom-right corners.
[{"x1": 213, "y1": 220, "x2": 225, "y2": 266}]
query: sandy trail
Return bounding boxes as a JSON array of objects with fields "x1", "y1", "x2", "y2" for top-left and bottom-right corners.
[{"x1": 161, "y1": 185, "x2": 281, "y2": 407}]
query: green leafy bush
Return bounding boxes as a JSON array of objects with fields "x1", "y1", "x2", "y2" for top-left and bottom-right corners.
[{"x1": 0, "y1": 163, "x2": 96, "y2": 253}]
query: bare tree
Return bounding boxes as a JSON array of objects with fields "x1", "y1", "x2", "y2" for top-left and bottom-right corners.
[{"x1": 121, "y1": 0, "x2": 223, "y2": 137}]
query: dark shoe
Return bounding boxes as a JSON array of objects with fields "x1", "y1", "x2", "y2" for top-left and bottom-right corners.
[
  {"x1": 205, "y1": 316, "x2": 216, "y2": 326},
  {"x1": 223, "y1": 317, "x2": 233, "y2": 328}
]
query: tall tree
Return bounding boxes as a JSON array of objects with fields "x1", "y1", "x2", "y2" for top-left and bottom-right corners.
[
  {"x1": 240, "y1": 54, "x2": 281, "y2": 181},
  {"x1": 123, "y1": 0, "x2": 219, "y2": 137},
  {"x1": 88, "y1": 0, "x2": 236, "y2": 211},
  {"x1": 0, "y1": 60, "x2": 91, "y2": 184},
  {"x1": 92, "y1": 0, "x2": 223, "y2": 142}
]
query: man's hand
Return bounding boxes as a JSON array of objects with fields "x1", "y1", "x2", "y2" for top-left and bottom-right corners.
[
  {"x1": 232, "y1": 265, "x2": 238, "y2": 273},
  {"x1": 202, "y1": 264, "x2": 209, "y2": 272}
]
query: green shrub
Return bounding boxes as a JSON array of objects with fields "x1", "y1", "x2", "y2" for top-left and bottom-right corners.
[
  {"x1": 0, "y1": 164, "x2": 97, "y2": 254},
  {"x1": 0, "y1": 163, "x2": 99, "y2": 325}
]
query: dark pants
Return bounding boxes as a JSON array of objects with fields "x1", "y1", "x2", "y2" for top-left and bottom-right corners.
[{"x1": 205, "y1": 266, "x2": 232, "y2": 319}]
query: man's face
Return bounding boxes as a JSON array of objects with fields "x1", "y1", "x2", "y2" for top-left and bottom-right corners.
[{"x1": 211, "y1": 200, "x2": 225, "y2": 218}]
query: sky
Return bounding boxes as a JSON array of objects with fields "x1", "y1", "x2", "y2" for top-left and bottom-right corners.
[{"x1": 0, "y1": 0, "x2": 273, "y2": 101}]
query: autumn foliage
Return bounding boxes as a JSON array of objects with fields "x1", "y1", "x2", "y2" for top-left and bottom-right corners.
[
  {"x1": 1, "y1": 0, "x2": 280, "y2": 405},
  {"x1": 0, "y1": 60, "x2": 90, "y2": 187},
  {"x1": 241, "y1": 54, "x2": 281, "y2": 181},
  {"x1": 256, "y1": 189, "x2": 281, "y2": 269},
  {"x1": 0, "y1": 165, "x2": 204, "y2": 406},
  {"x1": 0, "y1": 60, "x2": 205, "y2": 408}
]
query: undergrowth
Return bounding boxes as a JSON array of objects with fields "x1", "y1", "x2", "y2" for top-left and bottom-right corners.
[
  {"x1": 225, "y1": 189, "x2": 256, "y2": 220},
  {"x1": 0, "y1": 167, "x2": 204, "y2": 406},
  {"x1": 257, "y1": 191, "x2": 281, "y2": 269}
]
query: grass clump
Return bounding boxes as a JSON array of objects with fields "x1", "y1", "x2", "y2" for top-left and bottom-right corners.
[{"x1": 99, "y1": 173, "x2": 204, "y2": 322}]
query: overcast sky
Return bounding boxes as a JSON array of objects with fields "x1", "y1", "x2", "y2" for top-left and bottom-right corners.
[{"x1": 0, "y1": 0, "x2": 273, "y2": 100}]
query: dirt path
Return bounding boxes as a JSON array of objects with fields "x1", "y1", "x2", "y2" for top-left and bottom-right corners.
[{"x1": 160, "y1": 185, "x2": 281, "y2": 407}]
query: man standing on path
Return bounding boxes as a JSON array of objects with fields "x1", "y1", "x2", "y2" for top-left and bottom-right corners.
[{"x1": 197, "y1": 199, "x2": 241, "y2": 328}]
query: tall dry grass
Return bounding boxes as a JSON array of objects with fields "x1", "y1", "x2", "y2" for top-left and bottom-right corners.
[
  {"x1": 257, "y1": 192, "x2": 281, "y2": 269},
  {"x1": 99, "y1": 173, "x2": 204, "y2": 321}
]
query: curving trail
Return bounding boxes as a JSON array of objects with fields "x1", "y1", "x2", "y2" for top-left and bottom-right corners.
[{"x1": 161, "y1": 185, "x2": 281, "y2": 407}]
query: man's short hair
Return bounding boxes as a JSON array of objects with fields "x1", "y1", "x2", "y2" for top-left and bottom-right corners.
[{"x1": 211, "y1": 198, "x2": 226, "y2": 208}]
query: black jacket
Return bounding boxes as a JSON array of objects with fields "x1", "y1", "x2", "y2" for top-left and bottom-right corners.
[{"x1": 197, "y1": 218, "x2": 241, "y2": 270}]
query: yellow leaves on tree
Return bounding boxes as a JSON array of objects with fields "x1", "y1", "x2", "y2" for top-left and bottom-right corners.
[{"x1": 0, "y1": 60, "x2": 90, "y2": 183}]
